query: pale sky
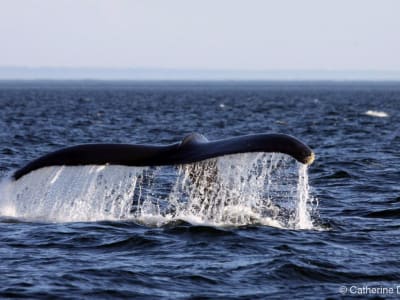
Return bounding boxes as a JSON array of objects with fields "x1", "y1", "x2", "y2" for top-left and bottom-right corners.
[{"x1": 0, "y1": 0, "x2": 399, "y2": 71}]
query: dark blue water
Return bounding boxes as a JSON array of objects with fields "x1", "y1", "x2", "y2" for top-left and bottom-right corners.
[{"x1": 0, "y1": 81, "x2": 399, "y2": 299}]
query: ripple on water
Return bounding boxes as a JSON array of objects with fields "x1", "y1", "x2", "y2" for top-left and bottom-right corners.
[{"x1": 1, "y1": 82, "x2": 400, "y2": 298}]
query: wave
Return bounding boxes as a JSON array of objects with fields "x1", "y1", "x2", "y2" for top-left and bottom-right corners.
[
  {"x1": 364, "y1": 208, "x2": 400, "y2": 219},
  {"x1": 365, "y1": 110, "x2": 389, "y2": 118}
]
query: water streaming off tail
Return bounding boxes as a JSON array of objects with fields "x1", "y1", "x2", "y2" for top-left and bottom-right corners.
[
  {"x1": 0, "y1": 166, "x2": 146, "y2": 222},
  {"x1": 0, "y1": 153, "x2": 317, "y2": 229}
]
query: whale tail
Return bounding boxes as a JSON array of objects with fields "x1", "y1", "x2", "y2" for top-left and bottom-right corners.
[{"x1": 13, "y1": 133, "x2": 314, "y2": 180}]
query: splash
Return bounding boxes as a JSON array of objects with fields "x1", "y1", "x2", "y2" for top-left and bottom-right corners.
[
  {"x1": 0, "y1": 166, "x2": 145, "y2": 222},
  {"x1": 0, "y1": 153, "x2": 318, "y2": 229},
  {"x1": 294, "y1": 164, "x2": 315, "y2": 229}
]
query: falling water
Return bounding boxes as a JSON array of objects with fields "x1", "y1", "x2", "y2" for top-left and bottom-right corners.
[
  {"x1": 0, "y1": 153, "x2": 317, "y2": 229},
  {"x1": 295, "y1": 164, "x2": 314, "y2": 229},
  {"x1": 0, "y1": 166, "x2": 146, "y2": 222}
]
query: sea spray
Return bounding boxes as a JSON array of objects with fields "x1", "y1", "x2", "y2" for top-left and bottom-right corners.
[
  {"x1": 0, "y1": 153, "x2": 317, "y2": 229},
  {"x1": 294, "y1": 164, "x2": 314, "y2": 229},
  {"x1": 169, "y1": 153, "x2": 286, "y2": 226},
  {"x1": 1, "y1": 166, "x2": 146, "y2": 222},
  {"x1": 0, "y1": 178, "x2": 16, "y2": 217}
]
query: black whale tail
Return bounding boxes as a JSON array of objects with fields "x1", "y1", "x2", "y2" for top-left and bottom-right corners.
[{"x1": 12, "y1": 133, "x2": 314, "y2": 180}]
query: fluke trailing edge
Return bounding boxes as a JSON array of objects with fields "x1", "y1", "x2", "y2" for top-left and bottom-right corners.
[{"x1": 12, "y1": 133, "x2": 315, "y2": 180}]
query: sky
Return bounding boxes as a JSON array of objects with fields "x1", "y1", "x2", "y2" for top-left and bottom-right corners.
[{"x1": 0, "y1": 0, "x2": 399, "y2": 73}]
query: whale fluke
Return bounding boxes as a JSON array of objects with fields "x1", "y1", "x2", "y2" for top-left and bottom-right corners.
[{"x1": 12, "y1": 133, "x2": 314, "y2": 180}]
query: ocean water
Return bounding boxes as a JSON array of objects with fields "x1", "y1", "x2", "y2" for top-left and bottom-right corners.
[{"x1": 0, "y1": 81, "x2": 399, "y2": 299}]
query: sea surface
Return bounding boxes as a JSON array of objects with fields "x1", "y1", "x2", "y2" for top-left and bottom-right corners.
[{"x1": 0, "y1": 81, "x2": 399, "y2": 299}]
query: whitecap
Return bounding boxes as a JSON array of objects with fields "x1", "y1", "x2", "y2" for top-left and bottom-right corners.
[{"x1": 365, "y1": 110, "x2": 388, "y2": 118}]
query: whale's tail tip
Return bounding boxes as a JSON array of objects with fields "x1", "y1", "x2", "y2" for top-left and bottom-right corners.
[{"x1": 304, "y1": 152, "x2": 315, "y2": 165}]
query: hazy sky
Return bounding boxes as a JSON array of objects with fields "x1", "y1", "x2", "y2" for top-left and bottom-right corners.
[{"x1": 1, "y1": 0, "x2": 399, "y2": 71}]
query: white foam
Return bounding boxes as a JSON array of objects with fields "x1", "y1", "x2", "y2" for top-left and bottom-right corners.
[
  {"x1": 0, "y1": 153, "x2": 318, "y2": 229},
  {"x1": 365, "y1": 110, "x2": 388, "y2": 118}
]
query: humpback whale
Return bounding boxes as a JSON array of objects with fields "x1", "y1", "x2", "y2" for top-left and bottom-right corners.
[{"x1": 12, "y1": 133, "x2": 314, "y2": 180}]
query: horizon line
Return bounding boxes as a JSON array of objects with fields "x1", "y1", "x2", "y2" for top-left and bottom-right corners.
[{"x1": 1, "y1": 66, "x2": 400, "y2": 81}]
